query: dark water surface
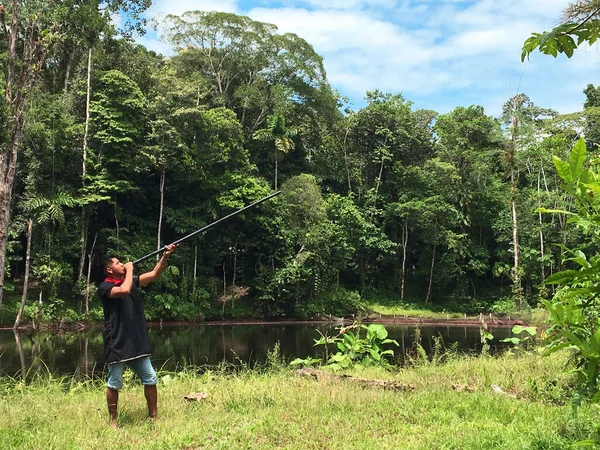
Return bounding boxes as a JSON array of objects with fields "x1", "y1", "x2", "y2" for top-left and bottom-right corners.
[{"x1": 0, "y1": 323, "x2": 513, "y2": 379}]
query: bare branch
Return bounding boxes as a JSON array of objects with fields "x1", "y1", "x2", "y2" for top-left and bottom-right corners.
[
  {"x1": 563, "y1": 0, "x2": 600, "y2": 21},
  {"x1": 559, "y1": 0, "x2": 600, "y2": 35}
]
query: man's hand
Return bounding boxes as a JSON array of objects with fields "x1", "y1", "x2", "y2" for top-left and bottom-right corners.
[
  {"x1": 163, "y1": 244, "x2": 179, "y2": 257},
  {"x1": 124, "y1": 261, "x2": 134, "y2": 274},
  {"x1": 139, "y1": 244, "x2": 178, "y2": 287},
  {"x1": 108, "y1": 261, "x2": 134, "y2": 298}
]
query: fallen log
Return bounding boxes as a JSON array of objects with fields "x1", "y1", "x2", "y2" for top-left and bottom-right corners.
[
  {"x1": 184, "y1": 392, "x2": 209, "y2": 402},
  {"x1": 294, "y1": 368, "x2": 415, "y2": 391}
]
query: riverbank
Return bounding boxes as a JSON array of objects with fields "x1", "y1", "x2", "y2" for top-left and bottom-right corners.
[
  {"x1": 0, "y1": 350, "x2": 596, "y2": 449},
  {"x1": 3, "y1": 312, "x2": 534, "y2": 332}
]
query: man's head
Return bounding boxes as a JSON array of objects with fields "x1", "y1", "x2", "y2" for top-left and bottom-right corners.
[{"x1": 101, "y1": 255, "x2": 125, "y2": 278}]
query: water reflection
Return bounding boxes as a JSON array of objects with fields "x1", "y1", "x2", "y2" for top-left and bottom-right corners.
[
  {"x1": 0, "y1": 323, "x2": 513, "y2": 379},
  {"x1": 13, "y1": 330, "x2": 26, "y2": 381}
]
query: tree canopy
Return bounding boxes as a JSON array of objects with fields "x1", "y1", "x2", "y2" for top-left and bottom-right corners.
[{"x1": 0, "y1": 6, "x2": 593, "y2": 325}]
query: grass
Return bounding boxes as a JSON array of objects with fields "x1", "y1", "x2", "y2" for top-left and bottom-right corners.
[
  {"x1": 368, "y1": 304, "x2": 465, "y2": 319},
  {"x1": 1, "y1": 349, "x2": 598, "y2": 449}
]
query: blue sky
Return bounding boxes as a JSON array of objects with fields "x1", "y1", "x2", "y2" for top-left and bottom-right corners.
[{"x1": 135, "y1": 0, "x2": 600, "y2": 117}]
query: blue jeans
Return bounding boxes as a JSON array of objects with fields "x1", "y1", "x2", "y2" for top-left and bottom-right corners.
[{"x1": 107, "y1": 356, "x2": 158, "y2": 390}]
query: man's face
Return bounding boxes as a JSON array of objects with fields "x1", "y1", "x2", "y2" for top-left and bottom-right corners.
[{"x1": 106, "y1": 258, "x2": 125, "y2": 277}]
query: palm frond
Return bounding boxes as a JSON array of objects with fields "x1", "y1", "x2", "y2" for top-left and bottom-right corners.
[{"x1": 253, "y1": 129, "x2": 274, "y2": 142}]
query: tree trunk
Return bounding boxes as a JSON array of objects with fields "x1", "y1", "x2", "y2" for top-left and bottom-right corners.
[
  {"x1": 77, "y1": 209, "x2": 88, "y2": 281},
  {"x1": 392, "y1": 225, "x2": 398, "y2": 287},
  {"x1": 373, "y1": 156, "x2": 385, "y2": 208},
  {"x1": 35, "y1": 291, "x2": 42, "y2": 331},
  {"x1": 511, "y1": 189, "x2": 522, "y2": 310},
  {"x1": 85, "y1": 254, "x2": 93, "y2": 315},
  {"x1": 537, "y1": 167, "x2": 545, "y2": 282},
  {"x1": 0, "y1": 187, "x2": 11, "y2": 310},
  {"x1": 232, "y1": 238, "x2": 240, "y2": 310},
  {"x1": 157, "y1": 165, "x2": 165, "y2": 261},
  {"x1": 13, "y1": 219, "x2": 33, "y2": 329},
  {"x1": 400, "y1": 217, "x2": 408, "y2": 301},
  {"x1": 274, "y1": 154, "x2": 278, "y2": 190},
  {"x1": 0, "y1": 133, "x2": 22, "y2": 310},
  {"x1": 343, "y1": 126, "x2": 352, "y2": 195},
  {"x1": 193, "y1": 244, "x2": 198, "y2": 293},
  {"x1": 77, "y1": 47, "x2": 93, "y2": 280},
  {"x1": 222, "y1": 260, "x2": 227, "y2": 319},
  {"x1": 425, "y1": 245, "x2": 436, "y2": 304},
  {"x1": 62, "y1": 47, "x2": 76, "y2": 95},
  {"x1": 84, "y1": 233, "x2": 98, "y2": 315},
  {"x1": 0, "y1": 0, "x2": 50, "y2": 307},
  {"x1": 510, "y1": 116, "x2": 523, "y2": 310}
]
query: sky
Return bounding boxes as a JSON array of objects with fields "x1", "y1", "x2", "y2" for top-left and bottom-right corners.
[{"x1": 134, "y1": 0, "x2": 600, "y2": 117}]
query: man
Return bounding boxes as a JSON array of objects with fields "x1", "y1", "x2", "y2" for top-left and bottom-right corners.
[{"x1": 98, "y1": 244, "x2": 177, "y2": 428}]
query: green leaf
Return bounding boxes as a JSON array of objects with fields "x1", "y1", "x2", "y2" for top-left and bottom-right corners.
[
  {"x1": 290, "y1": 358, "x2": 306, "y2": 367},
  {"x1": 561, "y1": 330, "x2": 592, "y2": 356},
  {"x1": 512, "y1": 325, "x2": 537, "y2": 336},
  {"x1": 367, "y1": 323, "x2": 388, "y2": 340},
  {"x1": 557, "y1": 34, "x2": 577, "y2": 58},
  {"x1": 313, "y1": 337, "x2": 326, "y2": 346},
  {"x1": 368, "y1": 349, "x2": 381, "y2": 360},
  {"x1": 536, "y1": 207, "x2": 575, "y2": 216},
  {"x1": 570, "y1": 137, "x2": 587, "y2": 181},
  {"x1": 542, "y1": 342, "x2": 573, "y2": 357},
  {"x1": 553, "y1": 156, "x2": 573, "y2": 186},
  {"x1": 573, "y1": 439, "x2": 598, "y2": 447},
  {"x1": 521, "y1": 33, "x2": 541, "y2": 61},
  {"x1": 543, "y1": 270, "x2": 580, "y2": 285}
]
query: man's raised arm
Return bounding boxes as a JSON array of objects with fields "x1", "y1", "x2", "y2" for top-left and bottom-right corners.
[
  {"x1": 139, "y1": 244, "x2": 178, "y2": 287},
  {"x1": 108, "y1": 262, "x2": 134, "y2": 298}
]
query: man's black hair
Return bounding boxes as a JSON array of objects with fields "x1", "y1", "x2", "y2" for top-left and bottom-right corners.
[{"x1": 101, "y1": 254, "x2": 117, "y2": 275}]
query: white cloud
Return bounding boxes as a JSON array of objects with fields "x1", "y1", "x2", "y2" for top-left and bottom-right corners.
[
  {"x1": 146, "y1": 0, "x2": 238, "y2": 22},
  {"x1": 294, "y1": 0, "x2": 397, "y2": 10},
  {"x1": 249, "y1": 7, "x2": 433, "y2": 63},
  {"x1": 136, "y1": 0, "x2": 596, "y2": 115},
  {"x1": 137, "y1": 33, "x2": 173, "y2": 56},
  {"x1": 141, "y1": 0, "x2": 240, "y2": 55},
  {"x1": 110, "y1": 11, "x2": 122, "y2": 29}
]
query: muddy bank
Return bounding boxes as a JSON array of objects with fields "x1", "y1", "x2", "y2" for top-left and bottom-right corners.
[
  {"x1": 362, "y1": 316, "x2": 525, "y2": 327},
  {"x1": 3, "y1": 314, "x2": 526, "y2": 332}
]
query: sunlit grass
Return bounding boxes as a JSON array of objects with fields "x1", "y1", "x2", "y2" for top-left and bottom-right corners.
[
  {"x1": 1, "y1": 349, "x2": 598, "y2": 449},
  {"x1": 368, "y1": 304, "x2": 465, "y2": 319}
]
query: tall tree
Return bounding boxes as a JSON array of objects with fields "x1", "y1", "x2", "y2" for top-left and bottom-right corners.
[
  {"x1": 582, "y1": 84, "x2": 600, "y2": 149},
  {"x1": 14, "y1": 191, "x2": 75, "y2": 328},
  {"x1": 253, "y1": 114, "x2": 298, "y2": 190},
  {"x1": 501, "y1": 94, "x2": 557, "y2": 308},
  {"x1": 0, "y1": 0, "x2": 151, "y2": 308},
  {"x1": 434, "y1": 105, "x2": 505, "y2": 299},
  {"x1": 162, "y1": 11, "x2": 335, "y2": 138}
]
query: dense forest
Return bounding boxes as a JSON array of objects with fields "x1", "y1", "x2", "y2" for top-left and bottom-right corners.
[{"x1": 1, "y1": 2, "x2": 598, "y2": 325}]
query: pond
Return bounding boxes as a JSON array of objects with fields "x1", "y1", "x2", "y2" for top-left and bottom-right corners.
[{"x1": 0, "y1": 323, "x2": 513, "y2": 379}]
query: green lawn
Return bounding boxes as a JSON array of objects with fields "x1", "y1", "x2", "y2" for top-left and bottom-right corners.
[
  {"x1": 0, "y1": 350, "x2": 597, "y2": 449},
  {"x1": 368, "y1": 304, "x2": 466, "y2": 319}
]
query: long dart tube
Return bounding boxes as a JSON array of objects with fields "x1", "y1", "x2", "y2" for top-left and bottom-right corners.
[{"x1": 133, "y1": 191, "x2": 281, "y2": 264}]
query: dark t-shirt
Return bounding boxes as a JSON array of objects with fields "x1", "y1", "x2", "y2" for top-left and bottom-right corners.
[{"x1": 97, "y1": 276, "x2": 151, "y2": 364}]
